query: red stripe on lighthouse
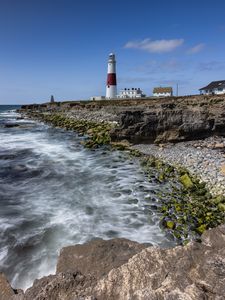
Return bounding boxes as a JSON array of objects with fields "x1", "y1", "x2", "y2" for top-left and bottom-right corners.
[{"x1": 107, "y1": 73, "x2": 117, "y2": 86}]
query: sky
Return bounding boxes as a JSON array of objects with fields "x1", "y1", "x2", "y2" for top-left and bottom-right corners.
[{"x1": 0, "y1": 0, "x2": 225, "y2": 104}]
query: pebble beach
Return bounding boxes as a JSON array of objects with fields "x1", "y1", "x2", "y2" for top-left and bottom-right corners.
[{"x1": 133, "y1": 136, "x2": 225, "y2": 196}]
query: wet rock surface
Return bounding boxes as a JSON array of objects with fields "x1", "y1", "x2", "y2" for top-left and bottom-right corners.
[{"x1": 7, "y1": 225, "x2": 225, "y2": 299}]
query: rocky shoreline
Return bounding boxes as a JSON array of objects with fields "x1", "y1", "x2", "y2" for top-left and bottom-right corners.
[
  {"x1": 5, "y1": 95, "x2": 225, "y2": 299},
  {"x1": 17, "y1": 107, "x2": 225, "y2": 243},
  {"x1": 18, "y1": 94, "x2": 225, "y2": 197}
]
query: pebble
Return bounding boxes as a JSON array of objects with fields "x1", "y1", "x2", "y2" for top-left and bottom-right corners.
[
  {"x1": 132, "y1": 136, "x2": 225, "y2": 196},
  {"x1": 65, "y1": 109, "x2": 119, "y2": 125}
]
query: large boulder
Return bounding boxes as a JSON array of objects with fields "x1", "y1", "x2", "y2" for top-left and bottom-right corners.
[
  {"x1": 8, "y1": 225, "x2": 225, "y2": 299},
  {"x1": 56, "y1": 238, "x2": 148, "y2": 279},
  {"x1": 11, "y1": 238, "x2": 148, "y2": 300},
  {"x1": 93, "y1": 225, "x2": 225, "y2": 299}
]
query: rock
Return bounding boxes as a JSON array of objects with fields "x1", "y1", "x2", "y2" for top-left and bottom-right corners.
[
  {"x1": 4, "y1": 123, "x2": 20, "y2": 128},
  {"x1": 0, "y1": 273, "x2": 16, "y2": 300},
  {"x1": 11, "y1": 239, "x2": 148, "y2": 300},
  {"x1": 214, "y1": 143, "x2": 224, "y2": 149},
  {"x1": 2, "y1": 226, "x2": 225, "y2": 299},
  {"x1": 218, "y1": 203, "x2": 225, "y2": 212},
  {"x1": 166, "y1": 220, "x2": 175, "y2": 230},
  {"x1": 56, "y1": 238, "x2": 148, "y2": 279},
  {"x1": 196, "y1": 224, "x2": 207, "y2": 234},
  {"x1": 212, "y1": 195, "x2": 225, "y2": 204},
  {"x1": 109, "y1": 97, "x2": 225, "y2": 143},
  {"x1": 16, "y1": 272, "x2": 95, "y2": 300},
  {"x1": 93, "y1": 225, "x2": 225, "y2": 299},
  {"x1": 220, "y1": 164, "x2": 225, "y2": 175},
  {"x1": 179, "y1": 173, "x2": 194, "y2": 189},
  {"x1": 19, "y1": 95, "x2": 225, "y2": 144}
]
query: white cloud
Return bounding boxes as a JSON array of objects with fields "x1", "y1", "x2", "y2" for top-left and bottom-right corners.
[
  {"x1": 124, "y1": 38, "x2": 184, "y2": 53},
  {"x1": 187, "y1": 43, "x2": 205, "y2": 54}
]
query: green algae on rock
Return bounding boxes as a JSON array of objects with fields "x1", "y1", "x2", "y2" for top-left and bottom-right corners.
[
  {"x1": 179, "y1": 173, "x2": 194, "y2": 190},
  {"x1": 139, "y1": 155, "x2": 225, "y2": 244},
  {"x1": 27, "y1": 112, "x2": 115, "y2": 149}
]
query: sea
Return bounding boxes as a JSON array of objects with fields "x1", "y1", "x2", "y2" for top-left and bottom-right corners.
[{"x1": 0, "y1": 105, "x2": 175, "y2": 290}]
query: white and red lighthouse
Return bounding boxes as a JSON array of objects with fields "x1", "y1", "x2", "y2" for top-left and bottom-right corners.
[{"x1": 106, "y1": 53, "x2": 117, "y2": 99}]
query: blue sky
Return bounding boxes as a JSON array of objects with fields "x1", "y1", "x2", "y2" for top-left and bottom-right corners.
[{"x1": 1, "y1": 0, "x2": 225, "y2": 104}]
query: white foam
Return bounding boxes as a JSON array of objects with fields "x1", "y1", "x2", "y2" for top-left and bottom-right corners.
[
  {"x1": 0, "y1": 113, "x2": 174, "y2": 291},
  {"x1": 0, "y1": 246, "x2": 8, "y2": 262}
]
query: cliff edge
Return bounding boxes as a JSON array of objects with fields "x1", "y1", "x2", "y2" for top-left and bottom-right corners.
[{"x1": 20, "y1": 94, "x2": 225, "y2": 144}]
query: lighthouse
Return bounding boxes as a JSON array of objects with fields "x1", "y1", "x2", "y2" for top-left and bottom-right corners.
[{"x1": 106, "y1": 53, "x2": 117, "y2": 99}]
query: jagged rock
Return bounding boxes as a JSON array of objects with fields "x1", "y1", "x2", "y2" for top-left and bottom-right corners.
[
  {"x1": 111, "y1": 105, "x2": 225, "y2": 143},
  {"x1": 56, "y1": 238, "x2": 148, "y2": 279},
  {"x1": 109, "y1": 96, "x2": 225, "y2": 143},
  {"x1": 19, "y1": 94, "x2": 225, "y2": 143},
  {"x1": 93, "y1": 225, "x2": 225, "y2": 300},
  {"x1": 6, "y1": 225, "x2": 225, "y2": 299},
  {"x1": 11, "y1": 239, "x2": 148, "y2": 300},
  {"x1": 0, "y1": 272, "x2": 16, "y2": 300},
  {"x1": 18, "y1": 272, "x2": 95, "y2": 300}
]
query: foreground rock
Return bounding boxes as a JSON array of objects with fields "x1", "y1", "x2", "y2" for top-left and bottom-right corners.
[
  {"x1": 7, "y1": 225, "x2": 225, "y2": 299},
  {"x1": 0, "y1": 273, "x2": 16, "y2": 300},
  {"x1": 93, "y1": 226, "x2": 225, "y2": 300},
  {"x1": 56, "y1": 238, "x2": 148, "y2": 278}
]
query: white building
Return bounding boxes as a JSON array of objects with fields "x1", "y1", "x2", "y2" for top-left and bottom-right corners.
[
  {"x1": 153, "y1": 87, "x2": 173, "y2": 97},
  {"x1": 90, "y1": 96, "x2": 106, "y2": 101},
  {"x1": 199, "y1": 80, "x2": 225, "y2": 95},
  {"x1": 118, "y1": 88, "x2": 145, "y2": 99}
]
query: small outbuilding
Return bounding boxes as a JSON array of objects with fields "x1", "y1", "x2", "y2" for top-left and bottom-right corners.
[
  {"x1": 199, "y1": 80, "x2": 225, "y2": 95},
  {"x1": 90, "y1": 96, "x2": 106, "y2": 101},
  {"x1": 153, "y1": 87, "x2": 173, "y2": 97}
]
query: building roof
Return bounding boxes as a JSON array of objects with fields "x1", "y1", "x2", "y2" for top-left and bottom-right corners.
[
  {"x1": 153, "y1": 87, "x2": 172, "y2": 94},
  {"x1": 199, "y1": 80, "x2": 225, "y2": 90}
]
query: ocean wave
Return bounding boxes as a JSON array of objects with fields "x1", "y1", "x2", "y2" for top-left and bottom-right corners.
[{"x1": 0, "y1": 109, "x2": 174, "y2": 290}]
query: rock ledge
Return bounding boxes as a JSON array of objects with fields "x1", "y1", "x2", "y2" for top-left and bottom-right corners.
[{"x1": 2, "y1": 226, "x2": 225, "y2": 300}]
